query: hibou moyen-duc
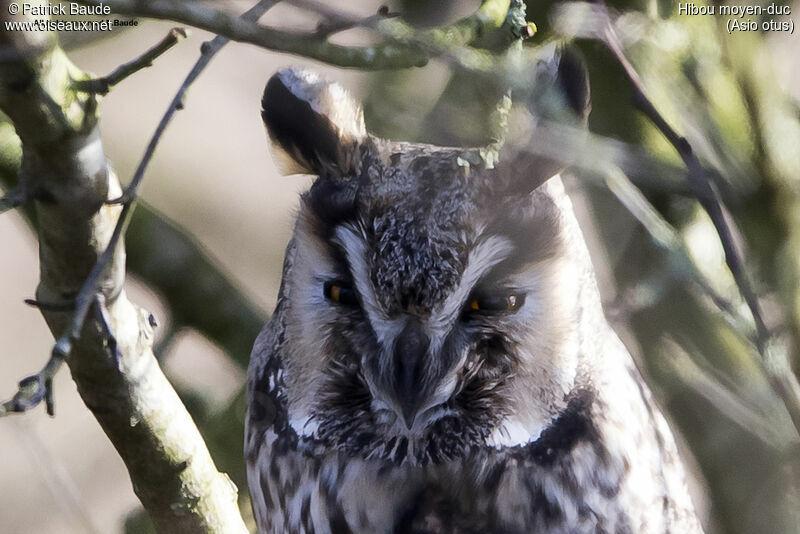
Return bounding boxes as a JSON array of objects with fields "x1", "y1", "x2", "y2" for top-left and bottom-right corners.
[{"x1": 244, "y1": 48, "x2": 704, "y2": 534}]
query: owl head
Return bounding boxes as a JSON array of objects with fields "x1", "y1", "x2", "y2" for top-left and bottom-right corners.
[{"x1": 261, "y1": 52, "x2": 592, "y2": 464}]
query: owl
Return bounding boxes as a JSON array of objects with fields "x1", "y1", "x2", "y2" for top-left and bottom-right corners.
[{"x1": 245, "y1": 52, "x2": 704, "y2": 534}]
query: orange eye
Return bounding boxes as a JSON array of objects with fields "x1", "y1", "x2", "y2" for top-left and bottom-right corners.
[
  {"x1": 329, "y1": 284, "x2": 342, "y2": 302},
  {"x1": 466, "y1": 293, "x2": 525, "y2": 314},
  {"x1": 323, "y1": 281, "x2": 359, "y2": 307}
]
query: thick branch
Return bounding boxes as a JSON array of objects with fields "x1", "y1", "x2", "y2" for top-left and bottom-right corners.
[
  {"x1": 0, "y1": 10, "x2": 247, "y2": 534},
  {"x1": 0, "y1": 136, "x2": 265, "y2": 370},
  {"x1": 76, "y1": 0, "x2": 512, "y2": 69}
]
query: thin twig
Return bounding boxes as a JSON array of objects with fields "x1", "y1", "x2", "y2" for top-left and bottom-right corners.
[
  {"x1": 23, "y1": 298, "x2": 75, "y2": 312},
  {"x1": 72, "y1": 28, "x2": 188, "y2": 95},
  {"x1": 66, "y1": 0, "x2": 281, "y2": 379},
  {"x1": 73, "y1": 0, "x2": 420, "y2": 69},
  {"x1": 74, "y1": 0, "x2": 281, "y2": 336},
  {"x1": 109, "y1": 0, "x2": 279, "y2": 207},
  {"x1": 0, "y1": 342, "x2": 66, "y2": 416},
  {"x1": 0, "y1": 186, "x2": 27, "y2": 214},
  {"x1": 599, "y1": 12, "x2": 765, "y2": 341},
  {"x1": 596, "y1": 5, "x2": 800, "y2": 435},
  {"x1": 603, "y1": 165, "x2": 755, "y2": 338}
]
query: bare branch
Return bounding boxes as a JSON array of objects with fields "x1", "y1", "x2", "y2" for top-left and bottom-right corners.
[
  {"x1": 597, "y1": 7, "x2": 763, "y2": 337},
  {"x1": 110, "y1": 0, "x2": 280, "y2": 207},
  {"x1": 0, "y1": 185, "x2": 26, "y2": 214},
  {"x1": 75, "y1": 0, "x2": 514, "y2": 69},
  {"x1": 72, "y1": 27, "x2": 188, "y2": 95},
  {"x1": 0, "y1": 2, "x2": 273, "y2": 530},
  {"x1": 0, "y1": 136, "x2": 266, "y2": 371},
  {"x1": 311, "y1": 4, "x2": 399, "y2": 39},
  {"x1": 588, "y1": 2, "x2": 800, "y2": 436},
  {"x1": 58, "y1": 0, "x2": 280, "y2": 382},
  {"x1": 603, "y1": 164, "x2": 755, "y2": 339},
  {"x1": 0, "y1": 344, "x2": 65, "y2": 416}
]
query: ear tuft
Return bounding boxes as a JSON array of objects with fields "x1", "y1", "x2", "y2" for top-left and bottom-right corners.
[
  {"x1": 262, "y1": 68, "x2": 367, "y2": 177},
  {"x1": 554, "y1": 46, "x2": 591, "y2": 125},
  {"x1": 497, "y1": 45, "x2": 592, "y2": 195}
]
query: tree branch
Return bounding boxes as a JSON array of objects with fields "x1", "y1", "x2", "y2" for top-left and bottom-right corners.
[
  {"x1": 0, "y1": 6, "x2": 250, "y2": 533},
  {"x1": 72, "y1": 27, "x2": 188, "y2": 95},
  {"x1": 0, "y1": 127, "x2": 266, "y2": 371},
  {"x1": 589, "y1": 2, "x2": 800, "y2": 436},
  {"x1": 0, "y1": 184, "x2": 26, "y2": 214},
  {"x1": 75, "y1": 0, "x2": 513, "y2": 69},
  {"x1": 311, "y1": 4, "x2": 399, "y2": 39},
  {"x1": 109, "y1": 0, "x2": 280, "y2": 208},
  {"x1": 602, "y1": 164, "x2": 755, "y2": 338}
]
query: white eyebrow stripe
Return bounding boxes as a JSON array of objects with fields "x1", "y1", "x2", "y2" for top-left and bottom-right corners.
[
  {"x1": 333, "y1": 223, "x2": 406, "y2": 347},
  {"x1": 333, "y1": 225, "x2": 514, "y2": 347},
  {"x1": 428, "y1": 235, "x2": 515, "y2": 334}
]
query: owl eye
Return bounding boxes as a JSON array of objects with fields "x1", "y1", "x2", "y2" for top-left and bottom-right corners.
[
  {"x1": 466, "y1": 292, "x2": 526, "y2": 315},
  {"x1": 323, "y1": 280, "x2": 359, "y2": 307}
]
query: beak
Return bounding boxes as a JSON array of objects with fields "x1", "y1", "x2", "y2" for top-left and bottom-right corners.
[{"x1": 391, "y1": 318, "x2": 430, "y2": 430}]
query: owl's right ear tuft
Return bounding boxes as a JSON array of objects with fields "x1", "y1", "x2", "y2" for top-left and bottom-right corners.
[
  {"x1": 497, "y1": 45, "x2": 591, "y2": 196},
  {"x1": 262, "y1": 68, "x2": 367, "y2": 177},
  {"x1": 554, "y1": 46, "x2": 591, "y2": 125}
]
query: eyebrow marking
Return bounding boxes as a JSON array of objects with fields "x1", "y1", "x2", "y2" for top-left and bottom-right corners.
[
  {"x1": 428, "y1": 235, "x2": 515, "y2": 335},
  {"x1": 333, "y1": 223, "x2": 407, "y2": 348},
  {"x1": 330, "y1": 225, "x2": 525, "y2": 352}
]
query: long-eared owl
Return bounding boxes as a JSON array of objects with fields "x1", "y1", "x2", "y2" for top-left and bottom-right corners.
[{"x1": 245, "y1": 49, "x2": 704, "y2": 534}]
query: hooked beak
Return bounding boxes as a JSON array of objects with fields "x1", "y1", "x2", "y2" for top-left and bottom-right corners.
[{"x1": 392, "y1": 318, "x2": 430, "y2": 429}]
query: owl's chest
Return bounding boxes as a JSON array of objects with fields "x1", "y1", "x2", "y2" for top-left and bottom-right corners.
[
  {"x1": 250, "y1": 430, "x2": 631, "y2": 534},
  {"x1": 252, "y1": 435, "x2": 420, "y2": 533}
]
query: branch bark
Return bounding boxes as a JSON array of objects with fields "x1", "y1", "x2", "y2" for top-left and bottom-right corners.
[
  {"x1": 75, "y1": 0, "x2": 513, "y2": 69},
  {"x1": 0, "y1": 7, "x2": 247, "y2": 533},
  {"x1": 0, "y1": 124, "x2": 266, "y2": 370}
]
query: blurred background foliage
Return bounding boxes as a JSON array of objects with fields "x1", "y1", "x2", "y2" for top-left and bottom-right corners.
[{"x1": 1, "y1": 0, "x2": 799, "y2": 532}]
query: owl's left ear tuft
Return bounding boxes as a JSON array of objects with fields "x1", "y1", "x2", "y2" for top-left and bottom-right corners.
[
  {"x1": 262, "y1": 68, "x2": 367, "y2": 177},
  {"x1": 497, "y1": 45, "x2": 591, "y2": 195},
  {"x1": 554, "y1": 46, "x2": 591, "y2": 125}
]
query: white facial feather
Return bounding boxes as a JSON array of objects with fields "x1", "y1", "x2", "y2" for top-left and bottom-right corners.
[
  {"x1": 428, "y1": 234, "x2": 515, "y2": 335},
  {"x1": 333, "y1": 223, "x2": 406, "y2": 346},
  {"x1": 284, "y1": 182, "x2": 583, "y2": 450}
]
